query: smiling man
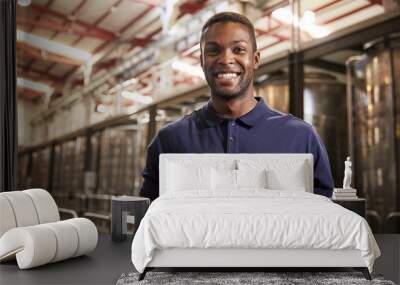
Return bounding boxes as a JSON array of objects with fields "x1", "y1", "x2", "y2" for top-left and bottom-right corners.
[{"x1": 139, "y1": 12, "x2": 334, "y2": 201}]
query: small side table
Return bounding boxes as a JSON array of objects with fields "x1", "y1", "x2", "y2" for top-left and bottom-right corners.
[
  {"x1": 111, "y1": 196, "x2": 150, "y2": 242},
  {"x1": 332, "y1": 198, "x2": 366, "y2": 218}
]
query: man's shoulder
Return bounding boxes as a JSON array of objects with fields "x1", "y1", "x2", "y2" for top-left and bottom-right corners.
[
  {"x1": 158, "y1": 112, "x2": 196, "y2": 137},
  {"x1": 286, "y1": 114, "x2": 314, "y2": 132},
  {"x1": 267, "y1": 108, "x2": 314, "y2": 132},
  {"x1": 264, "y1": 109, "x2": 316, "y2": 141}
]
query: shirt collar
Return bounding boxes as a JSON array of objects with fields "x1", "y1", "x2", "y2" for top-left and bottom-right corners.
[{"x1": 202, "y1": 97, "x2": 272, "y2": 128}]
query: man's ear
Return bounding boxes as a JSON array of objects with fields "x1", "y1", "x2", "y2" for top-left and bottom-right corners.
[
  {"x1": 200, "y1": 43, "x2": 204, "y2": 70},
  {"x1": 254, "y1": 50, "x2": 260, "y2": 69}
]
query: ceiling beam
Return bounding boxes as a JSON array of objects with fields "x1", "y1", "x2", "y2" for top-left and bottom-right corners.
[
  {"x1": 16, "y1": 75, "x2": 62, "y2": 94},
  {"x1": 313, "y1": 0, "x2": 344, "y2": 12},
  {"x1": 258, "y1": 0, "x2": 378, "y2": 52},
  {"x1": 17, "y1": 42, "x2": 85, "y2": 66},
  {"x1": 60, "y1": 0, "x2": 125, "y2": 82},
  {"x1": 126, "y1": 23, "x2": 162, "y2": 53},
  {"x1": 348, "y1": 46, "x2": 364, "y2": 52},
  {"x1": 17, "y1": 64, "x2": 63, "y2": 83},
  {"x1": 16, "y1": 16, "x2": 115, "y2": 41},
  {"x1": 31, "y1": 2, "x2": 233, "y2": 120},
  {"x1": 306, "y1": 58, "x2": 346, "y2": 74},
  {"x1": 28, "y1": 0, "x2": 54, "y2": 33},
  {"x1": 92, "y1": 6, "x2": 157, "y2": 57},
  {"x1": 17, "y1": 29, "x2": 91, "y2": 61},
  {"x1": 130, "y1": 30, "x2": 159, "y2": 46},
  {"x1": 69, "y1": 0, "x2": 123, "y2": 47},
  {"x1": 62, "y1": 5, "x2": 156, "y2": 83},
  {"x1": 43, "y1": 0, "x2": 88, "y2": 76},
  {"x1": 30, "y1": 3, "x2": 117, "y2": 42},
  {"x1": 179, "y1": 0, "x2": 207, "y2": 14},
  {"x1": 302, "y1": 12, "x2": 400, "y2": 61},
  {"x1": 323, "y1": 2, "x2": 376, "y2": 25},
  {"x1": 17, "y1": 77, "x2": 54, "y2": 99},
  {"x1": 130, "y1": 0, "x2": 163, "y2": 6},
  {"x1": 120, "y1": 6, "x2": 154, "y2": 35},
  {"x1": 17, "y1": 86, "x2": 44, "y2": 100},
  {"x1": 262, "y1": 0, "x2": 289, "y2": 16},
  {"x1": 25, "y1": 0, "x2": 55, "y2": 70}
]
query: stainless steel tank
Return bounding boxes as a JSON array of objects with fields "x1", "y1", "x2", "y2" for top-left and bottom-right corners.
[
  {"x1": 256, "y1": 75, "x2": 289, "y2": 113},
  {"x1": 256, "y1": 73, "x2": 348, "y2": 188},
  {"x1": 347, "y1": 34, "x2": 400, "y2": 233}
]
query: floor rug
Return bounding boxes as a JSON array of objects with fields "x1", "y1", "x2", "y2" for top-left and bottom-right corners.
[{"x1": 116, "y1": 271, "x2": 396, "y2": 285}]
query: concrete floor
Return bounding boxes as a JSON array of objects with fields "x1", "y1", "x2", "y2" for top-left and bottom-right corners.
[
  {"x1": 0, "y1": 234, "x2": 135, "y2": 285},
  {"x1": 0, "y1": 234, "x2": 398, "y2": 285}
]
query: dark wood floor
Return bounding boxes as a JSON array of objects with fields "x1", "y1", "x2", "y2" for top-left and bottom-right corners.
[{"x1": 0, "y1": 234, "x2": 398, "y2": 285}]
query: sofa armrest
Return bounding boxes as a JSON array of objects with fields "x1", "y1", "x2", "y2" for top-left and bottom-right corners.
[{"x1": 59, "y1": 208, "x2": 78, "y2": 219}]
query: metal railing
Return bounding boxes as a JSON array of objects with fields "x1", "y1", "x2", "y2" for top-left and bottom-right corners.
[{"x1": 58, "y1": 207, "x2": 78, "y2": 219}]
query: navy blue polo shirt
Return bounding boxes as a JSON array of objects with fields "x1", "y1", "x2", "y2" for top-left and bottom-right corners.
[{"x1": 140, "y1": 97, "x2": 334, "y2": 201}]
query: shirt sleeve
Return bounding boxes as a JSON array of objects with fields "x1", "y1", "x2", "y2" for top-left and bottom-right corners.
[
  {"x1": 139, "y1": 135, "x2": 163, "y2": 201},
  {"x1": 308, "y1": 128, "x2": 334, "y2": 197}
]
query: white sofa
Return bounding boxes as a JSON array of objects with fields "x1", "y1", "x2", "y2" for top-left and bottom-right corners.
[{"x1": 0, "y1": 188, "x2": 98, "y2": 269}]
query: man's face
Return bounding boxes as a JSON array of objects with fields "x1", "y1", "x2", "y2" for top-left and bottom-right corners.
[{"x1": 201, "y1": 22, "x2": 260, "y2": 100}]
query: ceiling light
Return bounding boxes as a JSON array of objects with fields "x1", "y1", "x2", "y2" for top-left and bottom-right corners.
[
  {"x1": 168, "y1": 24, "x2": 185, "y2": 36},
  {"x1": 17, "y1": 0, "x2": 31, "y2": 7},
  {"x1": 302, "y1": 10, "x2": 316, "y2": 24},
  {"x1": 272, "y1": 8, "x2": 330, "y2": 39},
  {"x1": 272, "y1": 8, "x2": 293, "y2": 22},
  {"x1": 182, "y1": 43, "x2": 200, "y2": 57},
  {"x1": 302, "y1": 24, "x2": 330, "y2": 39},
  {"x1": 256, "y1": 74, "x2": 269, "y2": 83},
  {"x1": 121, "y1": 78, "x2": 137, "y2": 88},
  {"x1": 96, "y1": 104, "x2": 108, "y2": 113},
  {"x1": 121, "y1": 91, "x2": 153, "y2": 104},
  {"x1": 172, "y1": 60, "x2": 204, "y2": 78}
]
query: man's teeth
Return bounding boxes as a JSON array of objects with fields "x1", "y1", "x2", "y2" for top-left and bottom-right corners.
[{"x1": 217, "y1": 73, "x2": 238, "y2": 79}]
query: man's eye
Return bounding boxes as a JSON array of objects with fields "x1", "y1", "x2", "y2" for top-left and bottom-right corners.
[
  {"x1": 233, "y1": 47, "x2": 246, "y2": 53},
  {"x1": 205, "y1": 48, "x2": 218, "y2": 54}
]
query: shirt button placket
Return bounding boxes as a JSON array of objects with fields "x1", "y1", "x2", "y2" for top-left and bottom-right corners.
[
  {"x1": 227, "y1": 120, "x2": 232, "y2": 153},
  {"x1": 233, "y1": 122, "x2": 237, "y2": 153},
  {"x1": 228, "y1": 120, "x2": 237, "y2": 153}
]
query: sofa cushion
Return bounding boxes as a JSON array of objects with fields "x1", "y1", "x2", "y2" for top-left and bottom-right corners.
[
  {"x1": 0, "y1": 218, "x2": 97, "y2": 269},
  {"x1": 24, "y1": 189, "x2": 60, "y2": 224},
  {"x1": 0, "y1": 191, "x2": 39, "y2": 228},
  {"x1": 0, "y1": 196, "x2": 17, "y2": 237}
]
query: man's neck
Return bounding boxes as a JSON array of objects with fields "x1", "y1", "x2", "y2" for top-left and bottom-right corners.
[{"x1": 211, "y1": 92, "x2": 258, "y2": 119}]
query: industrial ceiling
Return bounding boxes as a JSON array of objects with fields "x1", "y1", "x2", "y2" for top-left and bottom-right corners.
[{"x1": 16, "y1": 0, "x2": 385, "y2": 110}]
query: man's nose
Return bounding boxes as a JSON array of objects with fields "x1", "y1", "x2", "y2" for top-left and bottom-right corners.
[{"x1": 217, "y1": 49, "x2": 234, "y2": 64}]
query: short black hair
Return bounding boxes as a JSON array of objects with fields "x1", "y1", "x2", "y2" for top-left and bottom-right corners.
[{"x1": 200, "y1": 12, "x2": 257, "y2": 52}]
